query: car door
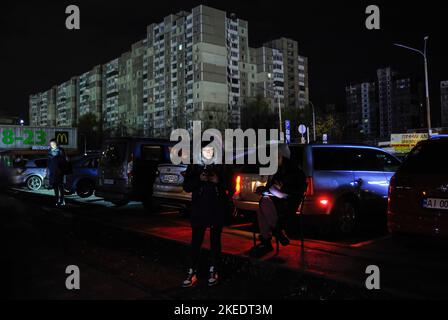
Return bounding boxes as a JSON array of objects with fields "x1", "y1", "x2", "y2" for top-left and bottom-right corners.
[{"x1": 351, "y1": 148, "x2": 392, "y2": 217}]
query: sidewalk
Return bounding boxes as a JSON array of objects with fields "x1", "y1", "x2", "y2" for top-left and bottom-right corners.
[{"x1": 10, "y1": 188, "x2": 448, "y2": 298}]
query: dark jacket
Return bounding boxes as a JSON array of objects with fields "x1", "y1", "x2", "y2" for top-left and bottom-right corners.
[
  {"x1": 183, "y1": 164, "x2": 233, "y2": 228},
  {"x1": 266, "y1": 158, "x2": 307, "y2": 217},
  {"x1": 47, "y1": 147, "x2": 67, "y2": 187}
]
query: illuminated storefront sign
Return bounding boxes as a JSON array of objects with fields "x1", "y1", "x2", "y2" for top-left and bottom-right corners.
[{"x1": 0, "y1": 126, "x2": 77, "y2": 150}]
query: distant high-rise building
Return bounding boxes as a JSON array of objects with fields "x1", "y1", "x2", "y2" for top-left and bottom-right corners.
[
  {"x1": 56, "y1": 78, "x2": 77, "y2": 127},
  {"x1": 345, "y1": 82, "x2": 377, "y2": 139},
  {"x1": 377, "y1": 67, "x2": 395, "y2": 139},
  {"x1": 252, "y1": 38, "x2": 309, "y2": 116},
  {"x1": 29, "y1": 87, "x2": 56, "y2": 127},
  {"x1": 263, "y1": 38, "x2": 309, "y2": 110},
  {"x1": 441, "y1": 80, "x2": 448, "y2": 127},
  {"x1": 376, "y1": 67, "x2": 423, "y2": 138},
  {"x1": 29, "y1": 5, "x2": 309, "y2": 137},
  {"x1": 77, "y1": 65, "x2": 102, "y2": 122},
  {"x1": 102, "y1": 58, "x2": 119, "y2": 133},
  {"x1": 392, "y1": 75, "x2": 424, "y2": 132}
]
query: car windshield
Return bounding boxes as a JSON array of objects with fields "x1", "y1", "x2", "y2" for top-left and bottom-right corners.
[
  {"x1": 399, "y1": 140, "x2": 448, "y2": 174},
  {"x1": 101, "y1": 141, "x2": 126, "y2": 167}
]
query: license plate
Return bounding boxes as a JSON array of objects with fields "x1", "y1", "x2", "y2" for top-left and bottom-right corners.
[
  {"x1": 103, "y1": 179, "x2": 114, "y2": 185},
  {"x1": 162, "y1": 174, "x2": 178, "y2": 184},
  {"x1": 423, "y1": 198, "x2": 448, "y2": 210}
]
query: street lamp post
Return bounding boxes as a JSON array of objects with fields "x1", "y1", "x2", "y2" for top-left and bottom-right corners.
[
  {"x1": 308, "y1": 101, "x2": 316, "y2": 142},
  {"x1": 394, "y1": 36, "x2": 432, "y2": 135}
]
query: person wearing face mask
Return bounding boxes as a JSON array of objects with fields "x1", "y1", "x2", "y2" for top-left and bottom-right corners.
[{"x1": 181, "y1": 142, "x2": 233, "y2": 288}]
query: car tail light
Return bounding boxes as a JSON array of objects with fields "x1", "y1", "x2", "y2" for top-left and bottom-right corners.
[
  {"x1": 388, "y1": 175, "x2": 396, "y2": 204},
  {"x1": 234, "y1": 175, "x2": 242, "y2": 196},
  {"x1": 319, "y1": 198, "x2": 330, "y2": 207},
  {"x1": 306, "y1": 176, "x2": 314, "y2": 196}
]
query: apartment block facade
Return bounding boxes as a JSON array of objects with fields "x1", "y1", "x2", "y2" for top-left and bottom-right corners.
[
  {"x1": 251, "y1": 38, "x2": 309, "y2": 114},
  {"x1": 56, "y1": 78, "x2": 77, "y2": 127},
  {"x1": 77, "y1": 65, "x2": 102, "y2": 122},
  {"x1": 346, "y1": 68, "x2": 424, "y2": 141},
  {"x1": 346, "y1": 82, "x2": 378, "y2": 139},
  {"x1": 441, "y1": 80, "x2": 448, "y2": 127},
  {"x1": 29, "y1": 87, "x2": 57, "y2": 127},
  {"x1": 29, "y1": 5, "x2": 309, "y2": 137}
]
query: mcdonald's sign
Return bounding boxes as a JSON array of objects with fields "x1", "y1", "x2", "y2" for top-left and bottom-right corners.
[{"x1": 55, "y1": 131, "x2": 69, "y2": 145}]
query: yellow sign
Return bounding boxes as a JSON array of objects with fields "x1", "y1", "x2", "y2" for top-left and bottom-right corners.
[
  {"x1": 55, "y1": 131, "x2": 69, "y2": 145},
  {"x1": 390, "y1": 133, "x2": 428, "y2": 153}
]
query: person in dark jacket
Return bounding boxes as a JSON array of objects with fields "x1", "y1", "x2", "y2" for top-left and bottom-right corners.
[
  {"x1": 47, "y1": 139, "x2": 68, "y2": 207},
  {"x1": 252, "y1": 143, "x2": 307, "y2": 256},
  {"x1": 181, "y1": 144, "x2": 233, "y2": 288}
]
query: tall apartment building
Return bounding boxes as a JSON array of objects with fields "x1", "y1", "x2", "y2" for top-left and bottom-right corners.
[
  {"x1": 392, "y1": 76, "x2": 424, "y2": 132},
  {"x1": 29, "y1": 87, "x2": 57, "y2": 127},
  {"x1": 377, "y1": 67, "x2": 395, "y2": 139},
  {"x1": 441, "y1": 80, "x2": 448, "y2": 127},
  {"x1": 253, "y1": 46, "x2": 285, "y2": 115},
  {"x1": 346, "y1": 82, "x2": 378, "y2": 139},
  {"x1": 56, "y1": 78, "x2": 77, "y2": 127},
  {"x1": 102, "y1": 58, "x2": 119, "y2": 132},
  {"x1": 263, "y1": 38, "x2": 309, "y2": 109},
  {"x1": 116, "y1": 41, "x2": 145, "y2": 136},
  {"x1": 77, "y1": 65, "x2": 102, "y2": 122},
  {"x1": 29, "y1": 5, "x2": 309, "y2": 137}
]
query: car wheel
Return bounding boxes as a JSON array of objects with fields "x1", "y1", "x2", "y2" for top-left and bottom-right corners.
[
  {"x1": 111, "y1": 200, "x2": 129, "y2": 207},
  {"x1": 26, "y1": 176, "x2": 42, "y2": 191},
  {"x1": 76, "y1": 180, "x2": 94, "y2": 198},
  {"x1": 332, "y1": 199, "x2": 358, "y2": 235}
]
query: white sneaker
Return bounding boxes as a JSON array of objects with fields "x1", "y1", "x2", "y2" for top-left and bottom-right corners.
[
  {"x1": 208, "y1": 266, "x2": 219, "y2": 287},
  {"x1": 182, "y1": 268, "x2": 198, "y2": 288}
]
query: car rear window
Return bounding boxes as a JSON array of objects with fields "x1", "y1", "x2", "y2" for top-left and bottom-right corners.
[
  {"x1": 101, "y1": 141, "x2": 126, "y2": 166},
  {"x1": 399, "y1": 141, "x2": 448, "y2": 173}
]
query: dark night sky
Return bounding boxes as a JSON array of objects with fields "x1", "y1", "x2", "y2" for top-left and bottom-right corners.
[{"x1": 0, "y1": 0, "x2": 446, "y2": 124}]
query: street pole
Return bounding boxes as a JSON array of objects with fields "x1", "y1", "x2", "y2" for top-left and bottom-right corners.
[
  {"x1": 423, "y1": 37, "x2": 432, "y2": 135},
  {"x1": 277, "y1": 92, "x2": 283, "y2": 135},
  {"x1": 394, "y1": 36, "x2": 432, "y2": 136},
  {"x1": 309, "y1": 101, "x2": 316, "y2": 142}
]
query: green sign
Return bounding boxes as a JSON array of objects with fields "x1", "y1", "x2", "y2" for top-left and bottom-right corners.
[
  {"x1": 1, "y1": 128, "x2": 47, "y2": 146},
  {"x1": 0, "y1": 126, "x2": 77, "y2": 150}
]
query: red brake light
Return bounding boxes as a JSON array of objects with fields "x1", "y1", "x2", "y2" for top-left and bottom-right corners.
[
  {"x1": 319, "y1": 198, "x2": 330, "y2": 207},
  {"x1": 306, "y1": 176, "x2": 314, "y2": 196},
  {"x1": 234, "y1": 175, "x2": 241, "y2": 196}
]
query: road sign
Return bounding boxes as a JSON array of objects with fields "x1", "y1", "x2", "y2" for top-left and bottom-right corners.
[
  {"x1": 298, "y1": 124, "x2": 307, "y2": 134},
  {"x1": 0, "y1": 126, "x2": 77, "y2": 150},
  {"x1": 285, "y1": 120, "x2": 291, "y2": 144},
  {"x1": 323, "y1": 134, "x2": 328, "y2": 144}
]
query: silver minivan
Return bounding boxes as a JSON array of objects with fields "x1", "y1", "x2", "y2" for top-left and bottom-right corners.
[{"x1": 233, "y1": 144, "x2": 401, "y2": 234}]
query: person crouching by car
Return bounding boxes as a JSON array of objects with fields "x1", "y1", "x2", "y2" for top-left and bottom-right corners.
[
  {"x1": 47, "y1": 139, "x2": 69, "y2": 207},
  {"x1": 181, "y1": 143, "x2": 233, "y2": 288},
  {"x1": 251, "y1": 143, "x2": 307, "y2": 257}
]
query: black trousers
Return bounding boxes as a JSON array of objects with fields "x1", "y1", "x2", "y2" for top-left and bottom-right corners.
[
  {"x1": 53, "y1": 183, "x2": 65, "y2": 203},
  {"x1": 191, "y1": 225, "x2": 222, "y2": 271}
]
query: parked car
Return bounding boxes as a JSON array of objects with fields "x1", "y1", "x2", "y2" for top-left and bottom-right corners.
[
  {"x1": 65, "y1": 153, "x2": 100, "y2": 198},
  {"x1": 96, "y1": 138, "x2": 174, "y2": 208},
  {"x1": 233, "y1": 144, "x2": 401, "y2": 234},
  {"x1": 11, "y1": 158, "x2": 48, "y2": 191},
  {"x1": 388, "y1": 136, "x2": 448, "y2": 237},
  {"x1": 152, "y1": 163, "x2": 191, "y2": 211}
]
